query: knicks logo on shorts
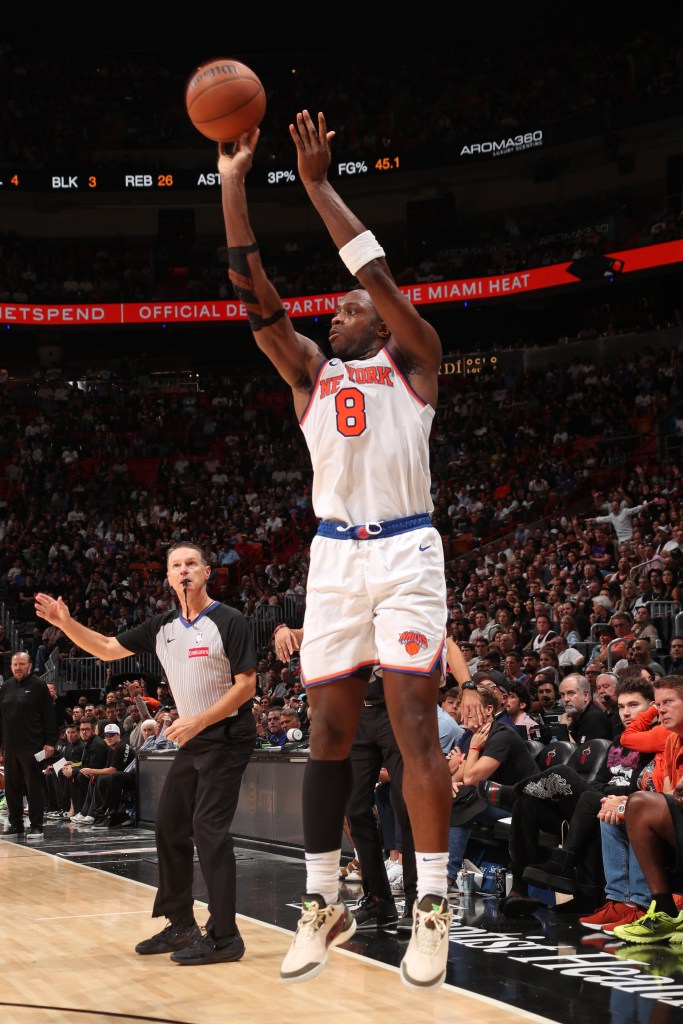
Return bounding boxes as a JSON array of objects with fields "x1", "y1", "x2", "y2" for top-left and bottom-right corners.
[{"x1": 398, "y1": 630, "x2": 429, "y2": 657}]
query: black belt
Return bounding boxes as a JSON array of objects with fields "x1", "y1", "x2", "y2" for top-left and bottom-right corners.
[{"x1": 364, "y1": 698, "x2": 385, "y2": 707}]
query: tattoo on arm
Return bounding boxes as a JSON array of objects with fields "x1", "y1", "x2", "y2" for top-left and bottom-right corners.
[{"x1": 228, "y1": 243, "x2": 286, "y2": 332}]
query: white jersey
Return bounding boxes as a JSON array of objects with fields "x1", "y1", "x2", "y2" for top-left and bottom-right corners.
[{"x1": 300, "y1": 347, "x2": 434, "y2": 524}]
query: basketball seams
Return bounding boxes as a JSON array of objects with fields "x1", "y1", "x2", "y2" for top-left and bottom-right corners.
[
  {"x1": 188, "y1": 82, "x2": 264, "y2": 123},
  {"x1": 185, "y1": 58, "x2": 266, "y2": 141}
]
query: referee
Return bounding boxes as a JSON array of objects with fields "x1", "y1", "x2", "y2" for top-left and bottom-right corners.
[{"x1": 35, "y1": 541, "x2": 257, "y2": 966}]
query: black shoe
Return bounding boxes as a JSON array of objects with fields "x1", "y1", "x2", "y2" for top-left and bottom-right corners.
[
  {"x1": 110, "y1": 811, "x2": 134, "y2": 828},
  {"x1": 170, "y1": 931, "x2": 245, "y2": 965},
  {"x1": 352, "y1": 894, "x2": 398, "y2": 930},
  {"x1": 3, "y1": 825, "x2": 25, "y2": 836},
  {"x1": 135, "y1": 921, "x2": 201, "y2": 955},
  {"x1": 476, "y1": 779, "x2": 517, "y2": 811},
  {"x1": 93, "y1": 814, "x2": 111, "y2": 829},
  {"x1": 500, "y1": 891, "x2": 544, "y2": 918},
  {"x1": 523, "y1": 848, "x2": 577, "y2": 894},
  {"x1": 396, "y1": 900, "x2": 414, "y2": 935},
  {"x1": 26, "y1": 827, "x2": 44, "y2": 841}
]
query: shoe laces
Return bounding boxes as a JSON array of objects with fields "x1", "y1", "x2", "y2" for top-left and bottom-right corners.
[
  {"x1": 636, "y1": 901, "x2": 667, "y2": 930},
  {"x1": 293, "y1": 899, "x2": 336, "y2": 943},
  {"x1": 356, "y1": 894, "x2": 375, "y2": 913},
  {"x1": 414, "y1": 904, "x2": 449, "y2": 953}
]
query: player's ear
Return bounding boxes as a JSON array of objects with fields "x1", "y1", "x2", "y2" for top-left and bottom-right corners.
[{"x1": 377, "y1": 320, "x2": 390, "y2": 341}]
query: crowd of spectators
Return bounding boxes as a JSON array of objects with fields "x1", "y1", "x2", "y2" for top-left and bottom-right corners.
[
  {"x1": 0, "y1": 339, "x2": 680, "y2": 662},
  {"x1": 1, "y1": 201, "x2": 682, "y2": 314}
]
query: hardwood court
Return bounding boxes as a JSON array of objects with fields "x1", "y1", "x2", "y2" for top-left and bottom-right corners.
[{"x1": 0, "y1": 840, "x2": 555, "y2": 1024}]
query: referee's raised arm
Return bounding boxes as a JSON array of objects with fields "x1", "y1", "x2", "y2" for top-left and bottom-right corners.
[{"x1": 34, "y1": 592, "x2": 134, "y2": 661}]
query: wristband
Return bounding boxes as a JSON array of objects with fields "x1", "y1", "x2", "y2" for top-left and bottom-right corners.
[
  {"x1": 273, "y1": 624, "x2": 286, "y2": 638},
  {"x1": 469, "y1": 747, "x2": 481, "y2": 753},
  {"x1": 339, "y1": 230, "x2": 385, "y2": 276}
]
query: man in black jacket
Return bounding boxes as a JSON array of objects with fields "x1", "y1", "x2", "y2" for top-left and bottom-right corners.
[
  {"x1": 61, "y1": 719, "x2": 108, "y2": 816},
  {"x1": 0, "y1": 650, "x2": 57, "y2": 840},
  {"x1": 558, "y1": 673, "x2": 613, "y2": 744}
]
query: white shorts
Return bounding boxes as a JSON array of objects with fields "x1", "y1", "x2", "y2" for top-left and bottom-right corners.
[{"x1": 300, "y1": 524, "x2": 446, "y2": 688}]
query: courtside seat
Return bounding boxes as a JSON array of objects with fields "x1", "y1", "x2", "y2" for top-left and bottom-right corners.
[
  {"x1": 565, "y1": 737, "x2": 612, "y2": 785},
  {"x1": 526, "y1": 739, "x2": 546, "y2": 761},
  {"x1": 491, "y1": 738, "x2": 597, "y2": 847},
  {"x1": 535, "y1": 739, "x2": 574, "y2": 771}
]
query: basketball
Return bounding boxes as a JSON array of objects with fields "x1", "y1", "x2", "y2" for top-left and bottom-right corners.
[{"x1": 185, "y1": 58, "x2": 266, "y2": 142}]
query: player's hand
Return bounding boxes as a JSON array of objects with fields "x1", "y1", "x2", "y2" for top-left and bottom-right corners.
[
  {"x1": 217, "y1": 129, "x2": 260, "y2": 179},
  {"x1": 460, "y1": 690, "x2": 487, "y2": 729},
  {"x1": 289, "y1": 110, "x2": 335, "y2": 186}
]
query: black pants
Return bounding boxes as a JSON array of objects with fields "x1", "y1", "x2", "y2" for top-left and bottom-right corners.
[
  {"x1": 44, "y1": 769, "x2": 63, "y2": 811},
  {"x1": 152, "y1": 713, "x2": 255, "y2": 939},
  {"x1": 4, "y1": 747, "x2": 46, "y2": 829},
  {"x1": 346, "y1": 703, "x2": 417, "y2": 905},
  {"x1": 509, "y1": 766, "x2": 605, "y2": 894}
]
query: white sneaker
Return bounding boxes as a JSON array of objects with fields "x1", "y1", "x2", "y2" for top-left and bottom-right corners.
[
  {"x1": 280, "y1": 893, "x2": 356, "y2": 983},
  {"x1": 339, "y1": 858, "x2": 361, "y2": 882},
  {"x1": 400, "y1": 894, "x2": 452, "y2": 990},
  {"x1": 389, "y1": 869, "x2": 404, "y2": 895},
  {"x1": 79, "y1": 815, "x2": 95, "y2": 825},
  {"x1": 69, "y1": 814, "x2": 85, "y2": 822},
  {"x1": 386, "y1": 860, "x2": 402, "y2": 882}
]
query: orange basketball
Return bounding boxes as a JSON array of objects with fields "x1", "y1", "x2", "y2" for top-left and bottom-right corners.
[{"x1": 185, "y1": 58, "x2": 266, "y2": 142}]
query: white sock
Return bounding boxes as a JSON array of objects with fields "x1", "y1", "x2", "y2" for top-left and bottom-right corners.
[
  {"x1": 305, "y1": 849, "x2": 342, "y2": 906},
  {"x1": 415, "y1": 851, "x2": 448, "y2": 902}
]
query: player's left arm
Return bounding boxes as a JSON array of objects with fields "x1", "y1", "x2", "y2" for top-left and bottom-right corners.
[{"x1": 291, "y1": 110, "x2": 441, "y2": 398}]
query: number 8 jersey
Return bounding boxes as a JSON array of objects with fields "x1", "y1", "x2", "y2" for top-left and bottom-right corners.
[{"x1": 300, "y1": 347, "x2": 435, "y2": 525}]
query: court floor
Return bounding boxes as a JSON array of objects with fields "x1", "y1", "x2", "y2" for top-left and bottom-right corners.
[{"x1": 1, "y1": 818, "x2": 682, "y2": 1024}]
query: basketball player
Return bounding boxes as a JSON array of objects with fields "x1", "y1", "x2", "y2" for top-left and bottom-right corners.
[
  {"x1": 218, "y1": 109, "x2": 452, "y2": 990},
  {"x1": 34, "y1": 542, "x2": 257, "y2": 966}
]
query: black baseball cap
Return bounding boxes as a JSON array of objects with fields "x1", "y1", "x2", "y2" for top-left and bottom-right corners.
[{"x1": 473, "y1": 669, "x2": 510, "y2": 692}]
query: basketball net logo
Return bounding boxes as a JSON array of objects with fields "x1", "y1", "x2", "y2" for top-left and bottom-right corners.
[
  {"x1": 398, "y1": 630, "x2": 428, "y2": 657},
  {"x1": 194, "y1": 633, "x2": 203, "y2": 646}
]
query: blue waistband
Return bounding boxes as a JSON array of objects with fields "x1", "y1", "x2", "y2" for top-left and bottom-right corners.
[{"x1": 316, "y1": 513, "x2": 431, "y2": 541}]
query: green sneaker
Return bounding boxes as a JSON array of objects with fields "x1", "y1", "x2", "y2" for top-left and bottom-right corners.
[{"x1": 613, "y1": 901, "x2": 683, "y2": 944}]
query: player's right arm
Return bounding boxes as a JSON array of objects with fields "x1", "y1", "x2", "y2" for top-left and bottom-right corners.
[
  {"x1": 34, "y1": 593, "x2": 133, "y2": 662},
  {"x1": 218, "y1": 131, "x2": 323, "y2": 405}
]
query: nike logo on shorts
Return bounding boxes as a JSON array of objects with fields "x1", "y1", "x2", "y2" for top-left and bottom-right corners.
[{"x1": 419, "y1": 543, "x2": 432, "y2": 551}]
